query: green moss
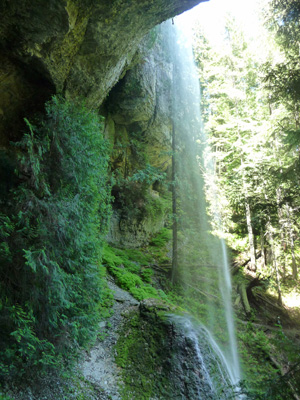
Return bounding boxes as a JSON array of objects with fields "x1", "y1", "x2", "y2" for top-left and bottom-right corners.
[
  {"x1": 129, "y1": 285, "x2": 159, "y2": 301},
  {"x1": 149, "y1": 227, "x2": 171, "y2": 247},
  {"x1": 108, "y1": 264, "x2": 160, "y2": 301},
  {"x1": 140, "y1": 268, "x2": 153, "y2": 283},
  {"x1": 102, "y1": 245, "x2": 164, "y2": 301},
  {"x1": 118, "y1": 248, "x2": 152, "y2": 266},
  {"x1": 101, "y1": 226, "x2": 175, "y2": 305},
  {"x1": 102, "y1": 245, "x2": 148, "y2": 273},
  {"x1": 115, "y1": 310, "x2": 172, "y2": 400}
]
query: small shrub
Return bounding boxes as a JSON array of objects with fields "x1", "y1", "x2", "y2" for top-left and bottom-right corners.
[
  {"x1": 103, "y1": 245, "x2": 161, "y2": 301},
  {"x1": 141, "y1": 268, "x2": 154, "y2": 283},
  {"x1": 150, "y1": 228, "x2": 172, "y2": 247}
]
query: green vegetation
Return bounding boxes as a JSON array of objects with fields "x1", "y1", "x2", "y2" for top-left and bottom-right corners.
[
  {"x1": 102, "y1": 230, "x2": 171, "y2": 302},
  {"x1": 111, "y1": 128, "x2": 168, "y2": 223},
  {"x1": 149, "y1": 227, "x2": 171, "y2": 247},
  {"x1": 238, "y1": 323, "x2": 279, "y2": 397},
  {"x1": 148, "y1": 227, "x2": 172, "y2": 267},
  {"x1": 238, "y1": 320, "x2": 300, "y2": 399},
  {"x1": 0, "y1": 96, "x2": 111, "y2": 381}
]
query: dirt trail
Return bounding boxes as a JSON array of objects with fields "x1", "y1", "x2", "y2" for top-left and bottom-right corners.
[{"x1": 81, "y1": 279, "x2": 139, "y2": 399}]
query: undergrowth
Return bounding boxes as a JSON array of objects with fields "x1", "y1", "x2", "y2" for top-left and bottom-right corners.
[
  {"x1": 103, "y1": 228, "x2": 171, "y2": 302},
  {"x1": 103, "y1": 245, "x2": 163, "y2": 301},
  {"x1": 238, "y1": 324, "x2": 299, "y2": 399},
  {"x1": 0, "y1": 96, "x2": 111, "y2": 381}
]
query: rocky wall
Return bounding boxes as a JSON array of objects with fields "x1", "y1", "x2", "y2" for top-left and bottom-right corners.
[
  {"x1": 0, "y1": 0, "x2": 205, "y2": 142},
  {"x1": 104, "y1": 24, "x2": 174, "y2": 247}
]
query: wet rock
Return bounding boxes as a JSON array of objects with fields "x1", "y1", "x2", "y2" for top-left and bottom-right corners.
[
  {"x1": 107, "y1": 210, "x2": 166, "y2": 248},
  {"x1": 140, "y1": 297, "x2": 177, "y2": 314},
  {"x1": 115, "y1": 308, "x2": 234, "y2": 399}
]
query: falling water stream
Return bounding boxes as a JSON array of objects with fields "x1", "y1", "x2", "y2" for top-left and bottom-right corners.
[{"x1": 163, "y1": 13, "x2": 241, "y2": 397}]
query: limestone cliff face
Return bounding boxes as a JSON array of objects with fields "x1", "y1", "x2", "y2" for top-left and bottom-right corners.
[
  {"x1": 0, "y1": 0, "x2": 204, "y2": 143},
  {"x1": 0, "y1": 1, "x2": 205, "y2": 246},
  {"x1": 104, "y1": 24, "x2": 173, "y2": 247},
  {"x1": 106, "y1": 25, "x2": 173, "y2": 171}
]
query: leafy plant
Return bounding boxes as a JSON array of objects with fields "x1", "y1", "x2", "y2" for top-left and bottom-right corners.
[
  {"x1": 111, "y1": 127, "x2": 167, "y2": 222},
  {"x1": 130, "y1": 164, "x2": 166, "y2": 185},
  {"x1": 141, "y1": 268, "x2": 154, "y2": 283},
  {"x1": 149, "y1": 228, "x2": 171, "y2": 247},
  {"x1": 102, "y1": 244, "x2": 166, "y2": 301},
  {"x1": 0, "y1": 96, "x2": 111, "y2": 380}
]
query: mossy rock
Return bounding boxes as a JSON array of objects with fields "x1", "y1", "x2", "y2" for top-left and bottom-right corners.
[
  {"x1": 139, "y1": 297, "x2": 177, "y2": 315},
  {"x1": 115, "y1": 304, "x2": 220, "y2": 400},
  {"x1": 115, "y1": 307, "x2": 173, "y2": 400}
]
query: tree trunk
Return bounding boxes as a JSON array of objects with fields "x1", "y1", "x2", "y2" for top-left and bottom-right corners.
[
  {"x1": 276, "y1": 187, "x2": 286, "y2": 277},
  {"x1": 286, "y1": 204, "x2": 297, "y2": 279},
  {"x1": 260, "y1": 226, "x2": 266, "y2": 269},
  {"x1": 240, "y1": 154, "x2": 256, "y2": 272},
  {"x1": 245, "y1": 198, "x2": 256, "y2": 272},
  {"x1": 239, "y1": 283, "x2": 251, "y2": 318},
  {"x1": 267, "y1": 220, "x2": 283, "y2": 306},
  {"x1": 273, "y1": 245, "x2": 283, "y2": 306}
]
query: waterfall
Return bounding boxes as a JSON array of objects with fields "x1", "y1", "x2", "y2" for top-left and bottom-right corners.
[
  {"x1": 170, "y1": 315, "x2": 238, "y2": 398},
  {"x1": 163, "y1": 14, "x2": 241, "y2": 394}
]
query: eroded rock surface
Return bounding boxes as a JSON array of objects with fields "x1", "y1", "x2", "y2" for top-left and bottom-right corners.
[
  {"x1": 2, "y1": 280, "x2": 233, "y2": 400},
  {"x1": 0, "y1": 0, "x2": 205, "y2": 140},
  {"x1": 106, "y1": 23, "x2": 173, "y2": 171},
  {"x1": 114, "y1": 300, "x2": 232, "y2": 399},
  {"x1": 105, "y1": 23, "x2": 174, "y2": 248}
]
